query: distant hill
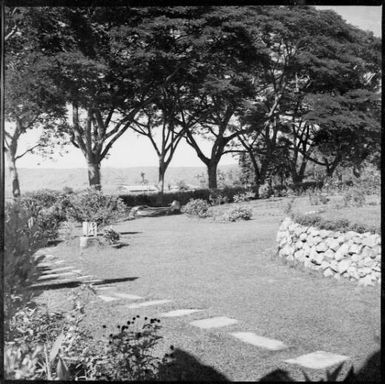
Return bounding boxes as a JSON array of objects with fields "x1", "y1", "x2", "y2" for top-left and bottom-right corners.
[{"x1": 5, "y1": 164, "x2": 241, "y2": 197}]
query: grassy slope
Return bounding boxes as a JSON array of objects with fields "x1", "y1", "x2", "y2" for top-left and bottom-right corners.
[{"x1": 37, "y1": 197, "x2": 380, "y2": 381}]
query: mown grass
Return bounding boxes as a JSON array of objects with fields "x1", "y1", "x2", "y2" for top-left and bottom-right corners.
[{"x1": 36, "y1": 197, "x2": 380, "y2": 381}]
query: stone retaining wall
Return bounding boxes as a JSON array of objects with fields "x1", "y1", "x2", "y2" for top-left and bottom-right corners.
[{"x1": 276, "y1": 217, "x2": 381, "y2": 287}]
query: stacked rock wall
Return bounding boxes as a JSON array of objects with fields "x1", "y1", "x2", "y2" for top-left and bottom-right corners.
[{"x1": 276, "y1": 217, "x2": 381, "y2": 286}]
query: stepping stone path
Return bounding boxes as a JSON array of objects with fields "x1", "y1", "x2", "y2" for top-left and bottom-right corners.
[
  {"x1": 33, "y1": 254, "x2": 353, "y2": 377},
  {"x1": 98, "y1": 295, "x2": 119, "y2": 302},
  {"x1": 230, "y1": 332, "x2": 288, "y2": 351},
  {"x1": 160, "y1": 309, "x2": 202, "y2": 317},
  {"x1": 190, "y1": 316, "x2": 238, "y2": 329},
  {"x1": 285, "y1": 351, "x2": 350, "y2": 370},
  {"x1": 125, "y1": 299, "x2": 171, "y2": 309},
  {"x1": 32, "y1": 254, "x2": 101, "y2": 287}
]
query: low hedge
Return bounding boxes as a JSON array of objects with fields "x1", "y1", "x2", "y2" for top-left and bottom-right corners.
[
  {"x1": 291, "y1": 212, "x2": 380, "y2": 234},
  {"x1": 118, "y1": 187, "x2": 249, "y2": 207}
]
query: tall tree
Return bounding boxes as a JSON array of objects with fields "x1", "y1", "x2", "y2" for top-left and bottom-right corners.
[
  {"x1": 235, "y1": 6, "x2": 381, "y2": 188},
  {"x1": 172, "y1": 7, "x2": 269, "y2": 189},
  {"x1": 132, "y1": 101, "x2": 184, "y2": 195},
  {"x1": 5, "y1": 8, "x2": 67, "y2": 197}
]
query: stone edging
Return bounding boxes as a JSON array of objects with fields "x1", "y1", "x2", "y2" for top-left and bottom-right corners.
[{"x1": 276, "y1": 217, "x2": 381, "y2": 287}]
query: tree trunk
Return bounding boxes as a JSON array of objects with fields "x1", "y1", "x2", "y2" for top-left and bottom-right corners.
[
  {"x1": 207, "y1": 162, "x2": 218, "y2": 189},
  {"x1": 7, "y1": 152, "x2": 21, "y2": 198},
  {"x1": 158, "y1": 158, "x2": 167, "y2": 204},
  {"x1": 87, "y1": 161, "x2": 101, "y2": 190},
  {"x1": 291, "y1": 172, "x2": 304, "y2": 185}
]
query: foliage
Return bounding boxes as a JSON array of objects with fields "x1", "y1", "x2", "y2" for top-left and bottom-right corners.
[
  {"x1": 219, "y1": 206, "x2": 252, "y2": 222},
  {"x1": 119, "y1": 187, "x2": 248, "y2": 207},
  {"x1": 91, "y1": 317, "x2": 173, "y2": 381},
  {"x1": 19, "y1": 189, "x2": 74, "y2": 240},
  {"x1": 233, "y1": 191, "x2": 254, "y2": 203},
  {"x1": 65, "y1": 188, "x2": 126, "y2": 227},
  {"x1": 182, "y1": 199, "x2": 211, "y2": 218},
  {"x1": 5, "y1": 283, "x2": 173, "y2": 381},
  {"x1": 4, "y1": 202, "x2": 48, "y2": 327},
  {"x1": 283, "y1": 198, "x2": 295, "y2": 215},
  {"x1": 343, "y1": 188, "x2": 366, "y2": 208},
  {"x1": 291, "y1": 213, "x2": 379, "y2": 234},
  {"x1": 258, "y1": 183, "x2": 273, "y2": 199},
  {"x1": 103, "y1": 227, "x2": 120, "y2": 245},
  {"x1": 308, "y1": 190, "x2": 329, "y2": 206},
  {"x1": 209, "y1": 190, "x2": 228, "y2": 206}
]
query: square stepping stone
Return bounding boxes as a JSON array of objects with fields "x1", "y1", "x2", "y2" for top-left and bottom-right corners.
[
  {"x1": 125, "y1": 299, "x2": 171, "y2": 309},
  {"x1": 230, "y1": 332, "x2": 288, "y2": 351},
  {"x1": 285, "y1": 351, "x2": 350, "y2": 370},
  {"x1": 160, "y1": 309, "x2": 202, "y2": 318},
  {"x1": 111, "y1": 292, "x2": 142, "y2": 300},
  {"x1": 98, "y1": 295, "x2": 119, "y2": 302},
  {"x1": 190, "y1": 316, "x2": 238, "y2": 329}
]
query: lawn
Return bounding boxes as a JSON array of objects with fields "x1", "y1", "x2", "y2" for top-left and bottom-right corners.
[{"x1": 35, "y1": 197, "x2": 381, "y2": 381}]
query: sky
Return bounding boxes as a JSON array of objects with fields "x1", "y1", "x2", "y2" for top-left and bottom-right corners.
[{"x1": 9, "y1": 5, "x2": 382, "y2": 169}]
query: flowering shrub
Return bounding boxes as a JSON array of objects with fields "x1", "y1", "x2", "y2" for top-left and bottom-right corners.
[
  {"x1": 220, "y1": 206, "x2": 252, "y2": 222},
  {"x1": 66, "y1": 188, "x2": 126, "y2": 227},
  {"x1": 91, "y1": 316, "x2": 173, "y2": 381},
  {"x1": 5, "y1": 285, "x2": 174, "y2": 381},
  {"x1": 182, "y1": 199, "x2": 211, "y2": 218}
]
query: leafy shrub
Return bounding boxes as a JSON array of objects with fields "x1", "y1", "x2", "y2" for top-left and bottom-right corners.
[
  {"x1": 258, "y1": 183, "x2": 273, "y2": 199},
  {"x1": 343, "y1": 188, "x2": 366, "y2": 207},
  {"x1": 283, "y1": 198, "x2": 295, "y2": 215},
  {"x1": 182, "y1": 199, "x2": 211, "y2": 218},
  {"x1": 103, "y1": 227, "x2": 120, "y2": 244},
  {"x1": 220, "y1": 206, "x2": 252, "y2": 222},
  {"x1": 308, "y1": 190, "x2": 329, "y2": 206},
  {"x1": 4, "y1": 202, "x2": 48, "y2": 327},
  {"x1": 118, "y1": 187, "x2": 248, "y2": 207},
  {"x1": 233, "y1": 191, "x2": 254, "y2": 203},
  {"x1": 23, "y1": 189, "x2": 62, "y2": 209},
  {"x1": 287, "y1": 181, "x2": 324, "y2": 195},
  {"x1": 19, "y1": 190, "x2": 68, "y2": 240},
  {"x1": 291, "y1": 213, "x2": 379, "y2": 234},
  {"x1": 66, "y1": 188, "x2": 126, "y2": 227},
  {"x1": 209, "y1": 190, "x2": 228, "y2": 205}
]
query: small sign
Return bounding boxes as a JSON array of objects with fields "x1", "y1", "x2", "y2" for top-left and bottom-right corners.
[{"x1": 82, "y1": 222, "x2": 97, "y2": 237}]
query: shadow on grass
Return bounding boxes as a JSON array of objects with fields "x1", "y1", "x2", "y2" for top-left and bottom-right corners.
[
  {"x1": 258, "y1": 349, "x2": 381, "y2": 382},
  {"x1": 158, "y1": 348, "x2": 380, "y2": 382},
  {"x1": 31, "y1": 276, "x2": 138, "y2": 291},
  {"x1": 159, "y1": 348, "x2": 229, "y2": 381},
  {"x1": 119, "y1": 231, "x2": 142, "y2": 235},
  {"x1": 46, "y1": 239, "x2": 64, "y2": 247}
]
